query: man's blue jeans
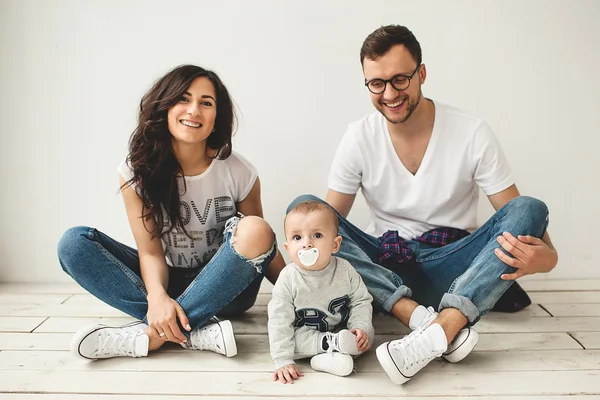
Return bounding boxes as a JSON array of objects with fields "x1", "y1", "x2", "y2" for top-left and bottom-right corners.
[
  {"x1": 287, "y1": 195, "x2": 549, "y2": 324},
  {"x1": 57, "y1": 216, "x2": 277, "y2": 330}
]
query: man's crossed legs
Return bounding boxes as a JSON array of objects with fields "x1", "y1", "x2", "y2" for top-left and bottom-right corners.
[{"x1": 288, "y1": 195, "x2": 549, "y2": 384}]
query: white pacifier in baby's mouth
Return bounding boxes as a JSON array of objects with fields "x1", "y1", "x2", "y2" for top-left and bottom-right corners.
[{"x1": 297, "y1": 248, "x2": 319, "y2": 267}]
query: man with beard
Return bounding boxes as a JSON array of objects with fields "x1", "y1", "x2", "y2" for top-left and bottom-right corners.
[{"x1": 287, "y1": 25, "x2": 558, "y2": 385}]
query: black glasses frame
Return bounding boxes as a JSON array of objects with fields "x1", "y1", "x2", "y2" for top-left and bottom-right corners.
[{"x1": 365, "y1": 64, "x2": 421, "y2": 94}]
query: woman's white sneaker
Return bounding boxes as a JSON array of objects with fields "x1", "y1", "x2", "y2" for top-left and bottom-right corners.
[
  {"x1": 183, "y1": 320, "x2": 237, "y2": 357},
  {"x1": 376, "y1": 323, "x2": 447, "y2": 385},
  {"x1": 70, "y1": 321, "x2": 149, "y2": 360}
]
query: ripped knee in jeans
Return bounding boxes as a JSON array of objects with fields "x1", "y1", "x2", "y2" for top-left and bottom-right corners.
[{"x1": 224, "y1": 215, "x2": 277, "y2": 273}]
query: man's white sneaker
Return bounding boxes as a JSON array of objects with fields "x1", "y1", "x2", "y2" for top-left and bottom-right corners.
[
  {"x1": 70, "y1": 321, "x2": 149, "y2": 360},
  {"x1": 376, "y1": 323, "x2": 447, "y2": 385},
  {"x1": 183, "y1": 319, "x2": 237, "y2": 357},
  {"x1": 443, "y1": 326, "x2": 479, "y2": 363},
  {"x1": 408, "y1": 305, "x2": 438, "y2": 330},
  {"x1": 409, "y1": 305, "x2": 479, "y2": 363},
  {"x1": 310, "y1": 352, "x2": 354, "y2": 376},
  {"x1": 322, "y1": 329, "x2": 361, "y2": 355}
]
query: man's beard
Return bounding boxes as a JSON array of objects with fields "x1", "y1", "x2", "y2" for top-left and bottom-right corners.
[{"x1": 380, "y1": 90, "x2": 422, "y2": 124}]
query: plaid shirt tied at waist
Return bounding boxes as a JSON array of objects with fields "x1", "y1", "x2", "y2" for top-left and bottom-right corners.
[{"x1": 378, "y1": 227, "x2": 471, "y2": 266}]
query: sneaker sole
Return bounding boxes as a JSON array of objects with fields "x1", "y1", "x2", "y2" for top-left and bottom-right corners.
[
  {"x1": 375, "y1": 342, "x2": 411, "y2": 385},
  {"x1": 69, "y1": 321, "x2": 146, "y2": 361},
  {"x1": 338, "y1": 330, "x2": 361, "y2": 355},
  {"x1": 310, "y1": 353, "x2": 354, "y2": 376},
  {"x1": 218, "y1": 320, "x2": 238, "y2": 358},
  {"x1": 443, "y1": 328, "x2": 479, "y2": 363}
]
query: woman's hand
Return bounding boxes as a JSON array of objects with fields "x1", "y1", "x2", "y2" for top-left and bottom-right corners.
[{"x1": 146, "y1": 291, "x2": 191, "y2": 344}]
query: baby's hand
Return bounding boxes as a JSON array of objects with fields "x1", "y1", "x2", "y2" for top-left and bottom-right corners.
[
  {"x1": 350, "y1": 328, "x2": 370, "y2": 351},
  {"x1": 273, "y1": 363, "x2": 304, "y2": 384}
]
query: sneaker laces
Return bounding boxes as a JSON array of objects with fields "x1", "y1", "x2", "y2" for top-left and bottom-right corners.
[
  {"x1": 95, "y1": 329, "x2": 141, "y2": 357},
  {"x1": 390, "y1": 327, "x2": 439, "y2": 367},
  {"x1": 324, "y1": 332, "x2": 339, "y2": 353},
  {"x1": 421, "y1": 306, "x2": 438, "y2": 327},
  {"x1": 188, "y1": 324, "x2": 223, "y2": 352}
]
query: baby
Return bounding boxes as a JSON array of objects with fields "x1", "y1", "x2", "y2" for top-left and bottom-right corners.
[{"x1": 268, "y1": 200, "x2": 374, "y2": 384}]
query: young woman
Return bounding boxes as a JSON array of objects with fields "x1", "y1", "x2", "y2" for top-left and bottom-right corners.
[{"x1": 57, "y1": 64, "x2": 285, "y2": 360}]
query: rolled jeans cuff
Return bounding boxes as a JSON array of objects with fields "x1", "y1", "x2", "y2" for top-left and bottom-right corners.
[
  {"x1": 440, "y1": 293, "x2": 480, "y2": 324},
  {"x1": 382, "y1": 285, "x2": 412, "y2": 312}
]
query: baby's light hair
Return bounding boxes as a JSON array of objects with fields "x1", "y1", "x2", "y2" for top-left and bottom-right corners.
[{"x1": 284, "y1": 200, "x2": 339, "y2": 234}]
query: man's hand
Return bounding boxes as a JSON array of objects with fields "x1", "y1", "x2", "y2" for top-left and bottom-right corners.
[
  {"x1": 273, "y1": 364, "x2": 304, "y2": 384},
  {"x1": 350, "y1": 328, "x2": 370, "y2": 352},
  {"x1": 495, "y1": 232, "x2": 558, "y2": 280}
]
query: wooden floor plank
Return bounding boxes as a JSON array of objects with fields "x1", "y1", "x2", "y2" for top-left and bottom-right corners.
[
  {"x1": 0, "y1": 294, "x2": 71, "y2": 305},
  {"x1": 0, "y1": 317, "x2": 47, "y2": 333},
  {"x1": 2, "y1": 396, "x2": 597, "y2": 400},
  {"x1": 572, "y1": 332, "x2": 600, "y2": 350},
  {"x1": 520, "y1": 279, "x2": 600, "y2": 292},
  {"x1": 0, "y1": 333, "x2": 72, "y2": 351},
  {"x1": 1, "y1": 370, "x2": 598, "y2": 396},
  {"x1": 531, "y1": 291, "x2": 600, "y2": 304},
  {"x1": 170, "y1": 332, "x2": 585, "y2": 353},
  {"x1": 1, "y1": 349, "x2": 598, "y2": 373},
  {"x1": 0, "y1": 331, "x2": 582, "y2": 353},
  {"x1": 1, "y1": 282, "x2": 598, "y2": 397},
  {"x1": 0, "y1": 283, "x2": 86, "y2": 294},
  {"x1": 33, "y1": 317, "x2": 135, "y2": 333},
  {"x1": 544, "y1": 304, "x2": 600, "y2": 317},
  {"x1": 0, "y1": 303, "x2": 127, "y2": 318},
  {"x1": 61, "y1": 295, "x2": 106, "y2": 307}
]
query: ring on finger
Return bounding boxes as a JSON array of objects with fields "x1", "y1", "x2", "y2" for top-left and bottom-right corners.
[{"x1": 159, "y1": 332, "x2": 165, "y2": 337}]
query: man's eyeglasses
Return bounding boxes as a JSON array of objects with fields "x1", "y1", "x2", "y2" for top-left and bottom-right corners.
[{"x1": 365, "y1": 64, "x2": 421, "y2": 94}]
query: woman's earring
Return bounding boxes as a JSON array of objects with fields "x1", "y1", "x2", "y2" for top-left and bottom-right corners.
[{"x1": 211, "y1": 128, "x2": 215, "y2": 133}]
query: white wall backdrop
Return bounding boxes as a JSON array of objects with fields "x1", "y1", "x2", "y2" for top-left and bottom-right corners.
[{"x1": 1, "y1": 0, "x2": 598, "y2": 282}]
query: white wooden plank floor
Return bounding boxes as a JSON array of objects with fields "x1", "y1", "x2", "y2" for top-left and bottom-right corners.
[{"x1": 0, "y1": 280, "x2": 599, "y2": 398}]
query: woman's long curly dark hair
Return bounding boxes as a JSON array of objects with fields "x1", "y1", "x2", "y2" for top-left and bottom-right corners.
[{"x1": 125, "y1": 65, "x2": 237, "y2": 238}]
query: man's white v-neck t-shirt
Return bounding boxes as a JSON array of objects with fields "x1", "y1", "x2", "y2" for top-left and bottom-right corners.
[{"x1": 328, "y1": 100, "x2": 514, "y2": 240}]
